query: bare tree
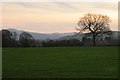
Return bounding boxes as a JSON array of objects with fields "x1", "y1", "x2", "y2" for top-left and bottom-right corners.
[{"x1": 77, "y1": 13, "x2": 111, "y2": 46}]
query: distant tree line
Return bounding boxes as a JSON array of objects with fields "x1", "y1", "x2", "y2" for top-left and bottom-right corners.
[
  {"x1": 1, "y1": 30, "x2": 36, "y2": 47},
  {"x1": 1, "y1": 29, "x2": 119, "y2": 47},
  {"x1": 1, "y1": 29, "x2": 83, "y2": 47},
  {"x1": 42, "y1": 39, "x2": 83, "y2": 47}
]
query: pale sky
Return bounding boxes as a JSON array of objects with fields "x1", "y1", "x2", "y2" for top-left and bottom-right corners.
[{"x1": 2, "y1": 1, "x2": 118, "y2": 33}]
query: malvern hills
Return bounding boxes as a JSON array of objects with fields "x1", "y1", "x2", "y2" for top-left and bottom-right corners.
[
  {"x1": 2, "y1": 28, "x2": 120, "y2": 46},
  {"x1": 7, "y1": 28, "x2": 77, "y2": 40},
  {"x1": 7, "y1": 28, "x2": 119, "y2": 40}
]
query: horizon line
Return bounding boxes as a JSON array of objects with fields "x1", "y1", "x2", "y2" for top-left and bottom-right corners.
[{"x1": 1, "y1": 28, "x2": 119, "y2": 34}]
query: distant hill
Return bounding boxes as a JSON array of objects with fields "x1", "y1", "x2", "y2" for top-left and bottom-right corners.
[
  {"x1": 3, "y1": 28, "x2": 120, "y2": 42},
  {"x1": 2, "y1": 28, "x2": 120, "y2": 46},
  {"x1": 59, "y1": 31, "x2": 120, "y2": 41},
  {"x1": 7, "y1": 28, "x2": 77, "y2": 40},
  {"x1": 59, "y1": 33, "x2": 84, "y2": 41}
]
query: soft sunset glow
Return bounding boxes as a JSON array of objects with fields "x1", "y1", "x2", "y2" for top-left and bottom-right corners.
[{"x1": 2, "y1": 2, "x2": 118, "y2": 33}]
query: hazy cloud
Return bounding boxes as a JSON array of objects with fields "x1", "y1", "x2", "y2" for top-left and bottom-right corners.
[{"x1": 2, "y1": 2, "x2": 118, "y2": 33}]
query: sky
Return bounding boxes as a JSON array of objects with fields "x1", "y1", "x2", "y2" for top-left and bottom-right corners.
[{"x1": 2, "y1": 1, "x2": 118, "y2": 33}]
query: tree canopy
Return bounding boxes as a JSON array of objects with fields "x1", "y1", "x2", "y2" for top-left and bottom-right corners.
[
  {"x1": 19, "y1": 32, "x2": 35, "y2": 47},
  {"x1": 77, "y1": 13, "x2": 111, "y2": 45}
]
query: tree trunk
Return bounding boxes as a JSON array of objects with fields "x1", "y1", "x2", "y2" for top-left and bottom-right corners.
[{"x1": 92, "y1": 33, "x2": 96, "y2": 46}]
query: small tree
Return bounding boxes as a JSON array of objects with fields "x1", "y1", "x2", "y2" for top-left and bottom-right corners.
[
  {"x1": 19, "y1": 32, "x2": 35, "y2": 47},
  {"x1": 2, "y1": 30, "x2": 18, "y2": 47},
  {"x1": 77, "y1": 13, "x2": 111, "y2": 46},
  {"x1": 2, "y1": 30, "x2": 12, "y2": 47}
]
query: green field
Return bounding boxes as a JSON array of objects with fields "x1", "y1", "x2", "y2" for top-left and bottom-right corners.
[{"x1": 2, "y1": 47, "x2": 118, "y2": 78}]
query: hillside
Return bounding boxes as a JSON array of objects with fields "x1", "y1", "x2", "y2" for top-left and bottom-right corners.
[
  {"x1": 3, "y1": 28, "x2": 120, "y2": 42},
  {"x1": 59, "y1": 31, "x2": 120, "y2": 41},
  {"x1": 8, "y1": 28, "x2": 76, "y2": 40}
]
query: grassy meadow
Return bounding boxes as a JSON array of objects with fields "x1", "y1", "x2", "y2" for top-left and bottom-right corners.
[{"x1": 2, "y1": 47, "x2": 118, "y2": 78}]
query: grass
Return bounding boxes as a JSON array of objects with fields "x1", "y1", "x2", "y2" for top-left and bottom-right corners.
[{"x1": 2, "y1": 47, "x2": 118, "y2": 78}]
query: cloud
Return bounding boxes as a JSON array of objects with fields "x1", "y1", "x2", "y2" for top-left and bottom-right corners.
[
  {"x1": 92, "y1": 2, "x2": 117, "y2": 11},
  {"x1": 3, "y1": 2, "x2": 118, "y2": 33},
  {"x1": 12, "y1": 2, "x2": 117, "y2": 13},
  {"x1": 52, "y1": 2, "x2": 77, "y2": 9},
  {"x1": 1, "y1": 0, "x2": 119, "y2": 2},
  {"x1": 13, "y1": 2, "x2": 78, "y2": 11}
]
